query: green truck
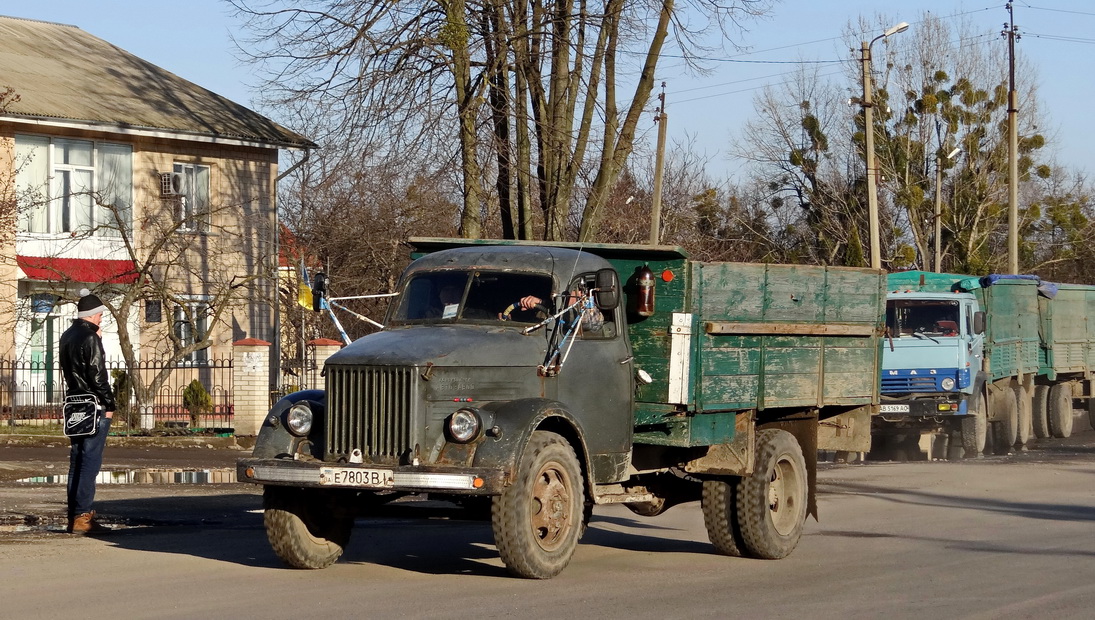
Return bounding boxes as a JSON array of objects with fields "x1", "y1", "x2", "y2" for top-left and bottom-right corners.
[
  {"x1": 881, "y1": 272, "x2": 1094, "y2": 457},
  {"x1": 239, "y1": 239, "x2": 884, "y2": 578}
]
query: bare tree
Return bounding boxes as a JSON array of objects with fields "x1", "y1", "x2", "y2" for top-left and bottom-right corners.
[{"x1": 230, "y1": 0, "x2": 776, "y2": 242}]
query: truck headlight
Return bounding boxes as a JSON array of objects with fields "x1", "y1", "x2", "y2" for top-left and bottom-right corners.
[
  {"x1": 447, "y1": 408, "x2": 482, "y2": 443},
  {"x1": 286, "y1": 403, "x2": 313, "y2": 436},
  {"x1": 941, "y1": 377, "x2": 956, "y2": 391}
]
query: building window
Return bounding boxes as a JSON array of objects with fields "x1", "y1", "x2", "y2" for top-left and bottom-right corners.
[
  {"x1": 173, "y1": 300, "x2": 210, "y2": 364},
  {"x1": 145, "y1": 300, "x2": 162, "y2": 323},
  {"x1": 173, "y1": 163, "x2": 211, "y2": 232},
  {"x1": 15, "y1": 135, "x2": 133, "y2": 236}
]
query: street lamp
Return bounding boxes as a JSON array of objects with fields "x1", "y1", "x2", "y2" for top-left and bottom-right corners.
[
  {"x1": 934, "y1": 147, "x2": 961, "y2": 272},
  {"x1": 861, "y1": 21, "x2": 909, "y2": 270}
]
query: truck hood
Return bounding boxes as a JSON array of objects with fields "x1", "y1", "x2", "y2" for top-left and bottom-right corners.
[{"x1": 326, "y1": 325, "x2": 548, "y2": 368}]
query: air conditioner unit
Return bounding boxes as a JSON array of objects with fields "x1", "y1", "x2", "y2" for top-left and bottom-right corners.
[{"x1": 160, "y1": 172, "x2": 188, "y2": 197}]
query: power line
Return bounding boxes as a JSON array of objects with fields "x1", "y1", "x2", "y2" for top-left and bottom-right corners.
[
  {"x1": 1018, "y1": 3, "x2": 1095, "y2": 18},
  {"x1": 1024, "y1": 31, "x2": 1095, "y2": 45}
]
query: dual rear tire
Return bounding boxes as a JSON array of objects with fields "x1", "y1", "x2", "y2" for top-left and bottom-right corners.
[{"x1": 701, "y1": 429, "x2": 807, "y2": 559}]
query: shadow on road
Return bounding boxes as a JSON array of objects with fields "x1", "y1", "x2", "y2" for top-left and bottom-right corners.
[
  {"x1": 820, "y1": 478, "x2": 1095, "y2": 524},
  {"x1": 88, "y1": 494, "x2": 717, "y2": 575}
]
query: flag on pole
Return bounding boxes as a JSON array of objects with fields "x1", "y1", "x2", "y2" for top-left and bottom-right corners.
[{"x1": 297, "y1": 260, "x2": 313, "y2": 310}]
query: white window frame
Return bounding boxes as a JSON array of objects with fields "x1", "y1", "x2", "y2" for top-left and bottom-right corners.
[
  {"x1": 173, "y1": 163, "x2": 211, "y2": 232},
  {"x1": 15, "y1": 134, "x2": 133, "y2": 236},
  {"x1": 173, "y1": 297, "x2": 211, "y2": 365}
]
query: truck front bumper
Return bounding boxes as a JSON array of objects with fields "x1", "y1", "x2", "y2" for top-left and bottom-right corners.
[
  {"x1": 879, "y1": 395, "x2": 968, "y2": 418},
  {"x1": 237, "y1": 458, "x2": 508, "y2": 495}
]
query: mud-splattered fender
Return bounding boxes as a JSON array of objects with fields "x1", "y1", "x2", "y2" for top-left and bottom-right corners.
[
  {"x1": 471, "y1": 398, "x2": 590, "y2": 488},
  {"x1": 250, "y1": 390, "x2": 326, "y2": 459}
]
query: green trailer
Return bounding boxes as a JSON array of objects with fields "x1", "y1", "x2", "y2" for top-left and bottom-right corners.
[{"x1": 1037, "y1": 282, "x2": 1095, "y2": 436}]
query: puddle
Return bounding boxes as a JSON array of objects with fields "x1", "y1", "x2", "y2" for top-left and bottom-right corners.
[{"x1": 16, "y1": 468, "x2": 237, "y2": 485}]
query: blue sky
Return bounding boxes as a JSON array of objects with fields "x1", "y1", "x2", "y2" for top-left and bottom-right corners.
[{"x1": 7, "y1": 1, "x2": 1094, "y2": 181}]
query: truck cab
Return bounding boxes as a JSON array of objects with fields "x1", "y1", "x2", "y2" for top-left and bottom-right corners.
[{"x1": 882, "y1": 290, "x2": 985, "y2": 416}]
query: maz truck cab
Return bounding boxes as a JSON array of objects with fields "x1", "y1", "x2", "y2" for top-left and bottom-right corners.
[{"x1": 878, "y1": 290, "x2": 987, "y2": 450}]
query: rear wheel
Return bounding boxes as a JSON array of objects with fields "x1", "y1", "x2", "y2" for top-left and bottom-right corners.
[
  {"x1": 1048, "y1": 383, "x2": 1074, "y2": 438},
  {"x1": 1088, "y1": 390, "x2": 1095, "y2": 433},
  {"x1": 1014, "y1": 384, "x2": 1032, "y2": 447},
  {"x1": 735, "y1": 429, "x2": 807, "y2": 559},
  {"x1": 1032, "y1": 385, "x2": 1050, "y2": 439},
  {"x1": 701, "y1": 477, "x2": 744, "y2": 557},
  {"x1": 492, "y1": 431, "x2": 584, "y2": 579},
  {"x1": 961, "y1": 391, "x2": 987, "y2": 457},
  {"x1": 264, "y1": 486, "x2": 353, "y2": 569},
  {"x1": 991, "y1": 387, "x2": 1018, "y2": 454}
]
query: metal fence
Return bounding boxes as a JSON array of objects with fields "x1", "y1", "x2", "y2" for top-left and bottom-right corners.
[{"x1": 0, "y1": 358, "x2": 233, "y2": 433}]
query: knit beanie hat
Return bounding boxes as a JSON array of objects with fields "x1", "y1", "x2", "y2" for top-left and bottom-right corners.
[{"x1": 76, "y1": 288, "x2": 106, "y2": 318}]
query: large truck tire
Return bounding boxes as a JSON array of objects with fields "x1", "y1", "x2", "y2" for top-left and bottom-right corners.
[
  {"x1": 961, "y1": 391, "x2": 987, "y2": 457},
  {"x1": 492, "y1": 430, "x2": 584, "y2": 579},
  {"x1": 701, "y1": 477, "x2": 745, "y2": 557},
  {"x1": 735, "y1": 429, "x2": 807, "y2": 559},
  {"x1": 991, "y1": 388, "x2": 1018, "y2": 454},
  {"x1": 1014, "y1": 384, "x2": 1032, "y2": 447},
  {"x1": 1088, "y1": 392, "x2": 1095, "y2": 432},
  {"x1": 1048, "y1": 383, "x2": 1074, "y2": 438},
  {"x1": 1032, "y1": 385, "x2": 1050, "y2": 439},
  {"x1": 264, "y1": 486, "x2": 352, "y2": 569}
]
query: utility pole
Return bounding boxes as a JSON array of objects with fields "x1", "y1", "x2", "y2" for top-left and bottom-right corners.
[
  {"x1": 1004, "y1": 2, "x2": 1021, "y2": 274},
  {"x1": 649, "y1": 83, "x2": 668, "y2": 245},
  {"x1": 860, "y1": 22, "x2": 909, "y2": 271}
]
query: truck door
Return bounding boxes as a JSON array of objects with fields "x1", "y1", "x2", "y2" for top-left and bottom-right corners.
[{"x1": 553, "y1": 273, "x2": 633, "y2": 459}]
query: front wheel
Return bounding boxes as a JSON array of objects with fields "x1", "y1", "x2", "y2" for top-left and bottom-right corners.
[
  {"x1": 736, "y1": 429, "x2": 807, "y2": 559},
  {"x1": 492, "y1": 431, "x2": 584, "y2": 579},
  {"x1": 961, "y1": 391, "x2": 988, "y2": 457},
  {"x1": 264, "y1": 486, "x2": 353, "y2": 569}
]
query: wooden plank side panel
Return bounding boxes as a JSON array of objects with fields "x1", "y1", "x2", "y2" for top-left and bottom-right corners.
[
  {"x1": 984, "y1": 281, "x2": 1041, "y2": 379},
  {"x1": 695, "y1": 263, "x2": 884, "y2": 412},
  {"x1": 1044, "y1": 285, "x2": 1095, "y2": 377},
  {"x1": 824, "y1": 268, "x2": 887, "y2": 323},
  {"x1": 699, "y1": 263, "x2": 768, "y2": 322}
]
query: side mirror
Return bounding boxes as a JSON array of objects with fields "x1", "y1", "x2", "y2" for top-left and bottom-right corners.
[
  {"x1": 312, "y1": 272, "x2": 328, "y2": 312},
  {"x1": 594, "y1": 268, "x2": 620, "y2": 311},
  {"x1": 973, "y1": 311, "x2": 986, "y2": 335}
]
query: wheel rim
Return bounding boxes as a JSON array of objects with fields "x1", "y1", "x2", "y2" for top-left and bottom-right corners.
[
  {"x1": 530, "y1": 461, "x2": 574, "y2": 552},
  {"x1": 769, "y1": 455, "x2": 804, "y2": 536}
]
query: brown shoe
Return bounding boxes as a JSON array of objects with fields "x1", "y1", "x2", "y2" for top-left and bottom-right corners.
[{"x1": 69, "y1": 511, "x2": 111, "y2": 535}]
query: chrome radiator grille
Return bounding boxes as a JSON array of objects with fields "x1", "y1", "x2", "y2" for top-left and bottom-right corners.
[{"x1": 325, "y1": 365, "x2": 415, "y2": 461}]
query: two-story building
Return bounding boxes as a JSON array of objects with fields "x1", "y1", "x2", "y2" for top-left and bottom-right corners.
[{"x1": 0, "y1": 15, "x2": 314, "y2": 410}]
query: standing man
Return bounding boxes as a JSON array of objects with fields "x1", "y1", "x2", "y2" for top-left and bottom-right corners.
[{"x1": 60, "y1": 288, "x2": 115, "y2": 534}]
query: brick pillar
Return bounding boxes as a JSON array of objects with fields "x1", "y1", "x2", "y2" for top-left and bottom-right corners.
[
  {"x1": 233, "y1": 337, "x2": 272, "y2": 436},
  {"x1": 307, "y1": 338, "x2": 343, "y2": 390}
]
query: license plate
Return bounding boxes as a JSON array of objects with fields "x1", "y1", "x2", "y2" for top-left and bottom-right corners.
[
  {"x1": 319, "y1": 467, "x2": 395, "y2": 488},
  {"x1": 880, "y1": 404, "x2": 911, "y2": 413}
]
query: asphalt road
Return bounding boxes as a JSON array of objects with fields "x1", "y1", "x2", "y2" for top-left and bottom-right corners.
[{"x1": 3, "y1": 425, "x2": 1095, "y2": 619}]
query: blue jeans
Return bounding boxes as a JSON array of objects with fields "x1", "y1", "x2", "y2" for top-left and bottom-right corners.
[{"x1": 67, "y1": 415, "x2": 112, "y2": 516}]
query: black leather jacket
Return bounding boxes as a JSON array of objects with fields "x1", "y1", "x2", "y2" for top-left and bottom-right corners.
[{"x1": 59, "y1": 319, "x2": 116, "y2": 411}]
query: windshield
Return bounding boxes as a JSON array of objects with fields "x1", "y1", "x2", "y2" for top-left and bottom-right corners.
[
  {"x1": 886, "y1": 299, "x2": 962, "y2": 338},
  {"x1": 389, "y1": 270, "x2": 553, "y2": 325}
]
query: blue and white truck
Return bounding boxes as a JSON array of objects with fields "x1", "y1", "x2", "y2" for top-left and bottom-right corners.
[{"x1": 876, "y1": 272, "x2": 1055, "y2": 458}]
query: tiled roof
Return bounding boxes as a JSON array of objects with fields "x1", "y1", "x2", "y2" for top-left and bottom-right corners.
[{"x1": 0, "y1": 15, "x2": 315, "y2": 148}]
